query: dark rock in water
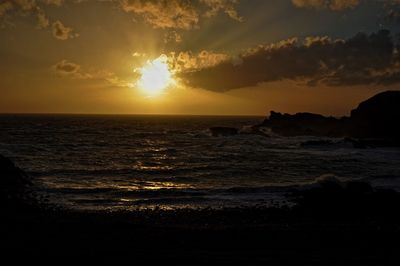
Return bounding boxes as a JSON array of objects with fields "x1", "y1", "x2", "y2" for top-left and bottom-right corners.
[
  {"x1": 350, "y1": 91, "x2": 400, "y2": 138},
  {"x1": 259, "y1": 90, "x2": 400, "y2": 144},
  {"x1": 209, "y1": 127, "x2": 238, "y2": 137}
]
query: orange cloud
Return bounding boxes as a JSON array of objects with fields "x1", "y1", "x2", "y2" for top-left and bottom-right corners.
[
  {"x1": 119, "y1": 0, "x2": 242, "y2": 30},
  {"x1": 201, "y1": 0, "x2": 243, "y2": 21},
  {"x1": 53, "y1": 60, "x2": 130, "y2": 87},
  {"x1": 53, "y1": 60, "x2": 83, "y2": 76},
  {"x1": 52, "y1": 21, "x2": 78, "y2": 40},
  {"x1": 169, "y1": 50, "x2": 230, "y2": 72},
  {"x1": 120, "y1": 0, "x2": 199, "y2": 30}
]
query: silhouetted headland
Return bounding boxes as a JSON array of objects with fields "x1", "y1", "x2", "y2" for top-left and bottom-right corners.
[{"x1": 258, "y1": 91, "x2": 400, "y2": 147}]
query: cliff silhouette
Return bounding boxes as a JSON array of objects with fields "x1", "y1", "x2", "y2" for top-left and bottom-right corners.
[{"x1": 259, "y1": 91, "x2": 400, "y2": 145}]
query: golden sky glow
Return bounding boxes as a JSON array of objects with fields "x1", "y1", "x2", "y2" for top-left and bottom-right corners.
[{"x1": 0, "y1": 0, "x2": 399, "y2": 115}]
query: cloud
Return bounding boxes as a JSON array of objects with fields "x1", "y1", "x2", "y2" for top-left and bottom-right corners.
[
  {"x1": 36, "y1": 7, "x2": 50, "y2": 28},
  {"x1": 164, "y1": 31, "x2": 183, "y2": 43},
  {"x1": 53, "y1": 60, "x2": 82, "y2": 75},
  {"x1": 0, "y1": 0, "x2": 51, "y2": 28},
  {"x1": 292, "y1": 0, "x2": 400, "y2": 12},
  {"x1": 0, "y1": 0, "x2": 76, "y2": 39},
  {"x1": 0, "y1": 2, "x2": 13, "y2": 18},
  {"x1": 384, "y1": 0, "x2": 400, "y2": 23},
  {"x1": 40, "y1": 0, "x2": 64, "y2": 6},
  {"x1": 120, "y1": 0, "x2": 199, "y2": 30},
  {"x1": 201, "y1": 0, "x2": 243, "y2": 21},
  {"x1": 119, "y1": 0, "x2": 242, "y2": 30},
  {"x1": 291, "y1": 0, "x2": 360, "y2": 11},
  {"x1": 169, "y1": 50, "x2": 229, "y2": 72},
  {"x1": 52, "y1": 20, "x2": 77, "y2": 40},
  {"x1": 2, "y1": 0, "x2": 241, "y2": 40},
  {"x1": 179, "y1": 30, "x2": 400, "y2": 91},
  {"x1": 53, "y1": 60, "x2": 130, "y2": 86}
]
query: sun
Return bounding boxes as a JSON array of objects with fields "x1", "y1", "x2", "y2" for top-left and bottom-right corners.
[{"x1": 136, "y1": 55, "x2": 175, "y2": 97}]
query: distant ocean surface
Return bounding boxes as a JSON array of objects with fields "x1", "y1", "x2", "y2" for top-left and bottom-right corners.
[{"x1": 1, "y1": 114, "x2": 400, "y2": 211}]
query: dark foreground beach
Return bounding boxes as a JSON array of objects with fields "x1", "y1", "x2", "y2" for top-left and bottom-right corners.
[
  {"x1": 4, "y1": 207, "x2": 400, "y2": 264},
  {"x1": 2, "y1": 155, "x2": 400, "y2": 264}
]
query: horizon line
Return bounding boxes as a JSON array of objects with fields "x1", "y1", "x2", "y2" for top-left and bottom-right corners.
[{"x1": 0, "y1": 112, "x2": 266, "y2": 117}]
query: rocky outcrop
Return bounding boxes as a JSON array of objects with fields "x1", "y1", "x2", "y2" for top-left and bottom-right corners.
[
  {"x1": 291, "y1": 177, "x2": 400, "y2": 218},
  {"x1": 259, "y1": 90, "x2": 400, "y2": 142},
  {"x1": 0, "y1": 155, "x2": 31, "y2": 189},
  {"x1": 0, "y1": 155, "x2": 33, "y2": 209},
  {"x1": 350, "y1": 91, "x2": 400, "y2": 138},
  {"x1": 260, "y1": 111, "x2": 350, "y2": 137}
]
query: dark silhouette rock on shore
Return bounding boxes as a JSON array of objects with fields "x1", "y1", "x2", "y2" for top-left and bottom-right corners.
[
  {"x1": 0, "y1": 155, "x2": 31, "y2": 189},
  {"x1": 0, "y1": 155, "x2": 33, "y2": 210},
  {"x1": 350, "y1": 91, "x2": 400, "y2": 138},
  {"x1": 259, "y1": 91, "x2": 400, "y2": 144},
  {"x1": 291, "y1": 177, "x2": 400, "y2": 221}
]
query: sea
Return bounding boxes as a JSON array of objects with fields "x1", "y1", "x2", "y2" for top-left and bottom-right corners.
[{"x1": 1, "y1": 114, "x2": 400, "y2": 211}]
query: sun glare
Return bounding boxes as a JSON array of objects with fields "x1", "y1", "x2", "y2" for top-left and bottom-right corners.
[{"x1": 136, "y1": 55, "x2": 175, "y2": 97}]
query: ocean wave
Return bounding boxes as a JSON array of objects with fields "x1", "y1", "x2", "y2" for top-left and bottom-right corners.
[{"x1": 2, "y1": 114, "x2": 400, "y2": 211}]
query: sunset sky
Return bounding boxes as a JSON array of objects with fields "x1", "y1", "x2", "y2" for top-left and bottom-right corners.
[{"x1": 1, "y1": 0, "x2": 400, "y2": 115}]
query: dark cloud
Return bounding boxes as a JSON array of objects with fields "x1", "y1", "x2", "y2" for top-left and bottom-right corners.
[
  {"x1": 292, "y1": 0, "x2": 400, "y2": 26},
  {"x1": 291, "y1": 0, "x2": 400, "y2": 11},
  {"x1": 180, "y1": 30, "x2": 400, "y2": 91},
  {"x1": 384, "y1": 1, "x2": 400, "y2": 24},
  {"x1": 292, "y1": 0, "x2": 360, "y2": 11}
]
